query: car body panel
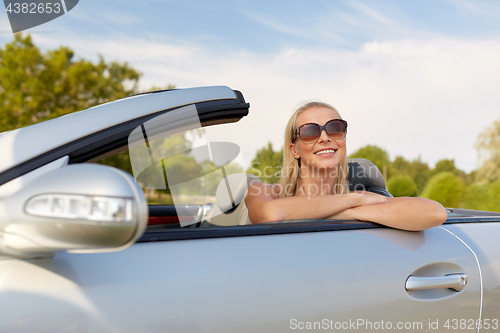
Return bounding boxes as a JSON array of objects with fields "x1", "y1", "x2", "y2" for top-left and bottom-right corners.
[
  {"x1": 441, "y1": 223, "x2": 500, "y2": 325},
  {"x1": 0, "y1": 226, "x2": 480, "y2": 332}
]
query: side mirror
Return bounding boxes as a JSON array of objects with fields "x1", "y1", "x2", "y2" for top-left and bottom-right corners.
[{"x1": 0, "y1": 164, "x2": 148, "y2": 258}]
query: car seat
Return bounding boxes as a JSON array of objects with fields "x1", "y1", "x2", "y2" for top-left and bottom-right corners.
[{"x1": 347, "y1": 158, "x2": 392, "y2": 197}]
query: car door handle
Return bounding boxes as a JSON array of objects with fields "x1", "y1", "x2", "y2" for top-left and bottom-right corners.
[{"x1": 405, "y1": 273, "x2": 468, "y2": 292}]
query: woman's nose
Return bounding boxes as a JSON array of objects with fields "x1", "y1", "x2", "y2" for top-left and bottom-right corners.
[{"x1": 317, "y1": 128, "x2": 331, "y2": 142}]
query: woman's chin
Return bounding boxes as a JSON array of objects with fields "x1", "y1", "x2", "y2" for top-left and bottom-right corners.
[{"x1": 304, "y1": 159, "x2": 341, "y2": 170}]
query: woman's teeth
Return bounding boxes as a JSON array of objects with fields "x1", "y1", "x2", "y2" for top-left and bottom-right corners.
[{"x1": 315, "y1": 149, "x2": 336, "y2": 155}]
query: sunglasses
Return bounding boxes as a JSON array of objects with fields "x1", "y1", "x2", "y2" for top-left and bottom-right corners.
[{"x1": 293, "y1": 119, "x2": 348, "y2": 144}]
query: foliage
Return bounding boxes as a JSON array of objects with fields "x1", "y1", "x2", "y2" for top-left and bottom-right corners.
[
  {"x1": 430, "y1": 159, "x2": 459, "y2": 176},
  {"x1": 348, "y1": 145, "x2": 390, "y2": 177},
  {"x1": 475, "y1": 118, "x2": 500, "y2": 183},
  {"x1": 422, "y1": 172, "x2": 466, "y2": 208},
  {"x1": 0, "y1": 34, "x2": 182, "y2": 176},
  {"x1": 144, "y1": 84, "x2": 177, "y2": 92},
  {"x1": 462, "y1": 181, "x2": 500, "y2": 213},
  {"x1": 391, "y1": 156, "x2": 412, "y2": 175},
  {"x1": 97, "y1": 149, "x2": 133, "y2": 175},
  {"x1": 387, "y1": 175, "x2": 418, "y2": 197},
  {"x1": 390, "y1": 156, "x2": 430, "y2": 194},
  {"x1": 0, "y1": 33, "x2": 140, "y2": 133},
  {"x1": 247, "y1": 142, "x2": 283, "y2": 184},
  {"x1": 430, "y1": 159, "x2": 470, "y2": 185}
]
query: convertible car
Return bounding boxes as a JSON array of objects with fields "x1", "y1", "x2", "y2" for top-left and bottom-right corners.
[{"x1": 0, "y1": 86, "x2": 499, "y2": 332}]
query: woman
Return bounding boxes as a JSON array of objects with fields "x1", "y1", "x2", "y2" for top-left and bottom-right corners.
[{"x1": 245, "y1": 101, "x2": 447, "y2": 231}]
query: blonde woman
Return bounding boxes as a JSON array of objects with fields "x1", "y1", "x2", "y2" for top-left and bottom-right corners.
[{"x1": 245, "y1": 102, "x2": 447, "y2": 231}]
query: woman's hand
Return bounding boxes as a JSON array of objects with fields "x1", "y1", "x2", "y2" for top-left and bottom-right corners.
[
  {"x1": 330, "y1": 196, "x2": 447, "y2": 231},
  {"x1": 328, "y1": 192, "x2": 388, "y2": 220},
  {"x1": 353, "y1": 191, "x2": 388, "y2": 206}
]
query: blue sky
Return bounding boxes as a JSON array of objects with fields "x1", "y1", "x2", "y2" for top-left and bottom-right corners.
[{"x1": 2, "y1": 0, "x2": 500, "y2": 172}]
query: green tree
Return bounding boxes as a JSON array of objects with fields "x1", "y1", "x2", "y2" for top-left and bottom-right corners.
[
  {"x1": 409, "y1": 158, "x2": 431, "y2": 194},
  {"x1": 0, "y1": 33, "x2": 141, "y2": 132},
  {"x1": 462, "y1": 180, "x2": 500, "y2": 213},
  {"x1": 387, "y1": 175, "x2": 418, "y2": 197},
  {"x1": 430, "y1": 159, "x2": 470, "y2": 185},
  {"x1": 247, "y1": 142, "x2": 283, "y2": 184},
  {"x1": 391, "y1": 156, "x2": 412, "y2": 175},
  {"x1": 430, "y1": 159, "x2": 459, "y2": 177},
  {"x1": 390, "y1": 156, "x2": 430, "y2": 194},
  {"x1": 476, "y1": 118, "x2": 500, "y2": 183},
  {"x1": 348, "y1": 145, "x2": 390, "y2": 177},
  {"x1": 422, "y1": 172, "x2": 466, "y2": 208}
]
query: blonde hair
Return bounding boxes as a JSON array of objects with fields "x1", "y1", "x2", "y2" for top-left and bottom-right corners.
[{"x1": 279, "y1": 101, "x2": 349, "y2": 198}]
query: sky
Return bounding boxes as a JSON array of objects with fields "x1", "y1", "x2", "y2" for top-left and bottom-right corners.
[{"x1": 2, "y1": 0, "x2": 500, "y2": 172}]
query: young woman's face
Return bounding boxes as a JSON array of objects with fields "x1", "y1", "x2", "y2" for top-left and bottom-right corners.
[{"x1": 290, "y1": 106, "x2": 347, "y2": 171}]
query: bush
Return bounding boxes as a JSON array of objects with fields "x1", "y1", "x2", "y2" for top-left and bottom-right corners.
[
  {"x1": 422, "y1": 172, "x2": 466, "y2": 208},
  {"x1": 462, "y1": 181, "x2": 500, "y2": 212},
  {"x1": 247, "y1": 142, "x2": 283, "y2": 184},
  {"x1": 348, "y1": 145, "x2": 390, "y2": 177},
  {"x1": 387, "y1": 175, "x2": 418, "y2": 197}
]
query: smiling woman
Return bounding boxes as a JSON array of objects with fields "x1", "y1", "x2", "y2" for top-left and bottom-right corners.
[{"x1": 245, "y1": 101, "x2": 448, "y2": 231}]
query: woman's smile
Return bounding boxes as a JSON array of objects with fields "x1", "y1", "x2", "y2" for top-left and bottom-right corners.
[{"x1": 314, "y1": 148, "x2": 338, "y2": 157}]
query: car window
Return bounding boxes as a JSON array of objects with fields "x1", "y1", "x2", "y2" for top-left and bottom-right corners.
[{"x1": 95, "y1": 104, "x2": 250, "y2": 229}]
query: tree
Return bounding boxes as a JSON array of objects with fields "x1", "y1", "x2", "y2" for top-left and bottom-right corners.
[
  {"x1": 476, "y1": 118, "x2": 500, "y2": 183},
  {"x1": 348, "y1": 145, "x2": 390, "y2": 177},
  {"x1": 422, "y1": 172, "x2": 466, "y2": 208},
  {"x1": 462, "y1": 181, "x2": 500, "y2": 213},
  {"x1": 390, "y1": 156, "x2": 430, "y2": 194},
  {"x1": 430, "y1": 159, "x2": 459, "y2": 177},
  {"x1": 0, "y1": 33, "x2": 141, "y2": 132},
  {"x1": 430, "y1": 159, "x2": 470, "y2": 185},
  {"x1": 247, "y1": 142, "x2": 283, "y2": 184},
  {"x1": 387, "y1": 175, "x2": 418, "y2": 197},
  {"x1": 391, "y1": 156, "x2": 412, "y2": 176}
]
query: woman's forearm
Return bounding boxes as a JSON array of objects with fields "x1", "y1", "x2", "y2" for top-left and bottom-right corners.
[
  {"x1": 246, "y1": 183, "x2": 389, "y2": 224},
  {"x1": 245, "y1": 189, "x2": 386, "y2": 224},
  {"x1": 330, "y1": 197, "x2": 447, "y2": 231},
  {"x1": 249, "y1": 193, "x2": 367, "y2": 223}
]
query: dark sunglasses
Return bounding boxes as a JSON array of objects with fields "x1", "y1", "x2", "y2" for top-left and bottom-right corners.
[{"x1": 293, "y1": 119, "x2": 348, "y2": 144}]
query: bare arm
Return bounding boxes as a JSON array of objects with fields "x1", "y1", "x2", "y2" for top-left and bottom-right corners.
[
  {"x1": 245, "y1": 182, "x2": 387, "y2": 224},
  {"x1": 329, "y1": 197, "x2": 447, "y2": 231}
]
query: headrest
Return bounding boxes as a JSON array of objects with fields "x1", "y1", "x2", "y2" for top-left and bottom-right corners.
[
  {"x1": 348, "y1": 158, "x2": 386, "y2": 191},
  {"x1": 215, "y1": 173, "x2": 262, "y2": 212}
]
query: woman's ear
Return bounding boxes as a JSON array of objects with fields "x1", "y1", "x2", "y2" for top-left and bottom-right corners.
[{"x1": 289, "y1": 143, "x2": 301, "y2": 159}]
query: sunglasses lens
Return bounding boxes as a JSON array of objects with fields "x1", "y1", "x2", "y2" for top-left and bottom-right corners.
[
  {"x1": 299, "y1": 124, "x2": 321, "y2": 143},
  {"x1": 326, "y1": 120, "x2": 346, "y2": 139}
]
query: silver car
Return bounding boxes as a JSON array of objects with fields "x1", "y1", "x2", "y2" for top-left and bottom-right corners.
[{"x1": 0, "y1": 86, "x2": 499, "y2": 332}]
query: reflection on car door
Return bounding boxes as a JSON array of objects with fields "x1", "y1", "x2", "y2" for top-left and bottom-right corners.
[{"x1": 0, "y1": 225, "x2": 480, "y2": 332}]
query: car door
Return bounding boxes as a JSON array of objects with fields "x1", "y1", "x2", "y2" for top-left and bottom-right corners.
[
  {"x1": 0, "y1": 87, "x2": 482, "y2": 332},
  {"x1": 0, "y1": 223, "x2": 481, "y2": 332}
]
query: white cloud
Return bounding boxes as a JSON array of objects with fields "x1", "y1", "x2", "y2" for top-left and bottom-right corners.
[{"x1": 25, "y1": 33, "x2": 500, "y2": 172}]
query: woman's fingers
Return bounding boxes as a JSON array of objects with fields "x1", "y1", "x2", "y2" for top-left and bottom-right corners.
[{"x1": 355, "y1": 192, "x2": 388, "y2": 205}]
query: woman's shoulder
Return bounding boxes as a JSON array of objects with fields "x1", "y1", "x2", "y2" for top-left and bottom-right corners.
[{"x1": 246, "y1": 182, "x2": 282, "y2": 200}]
